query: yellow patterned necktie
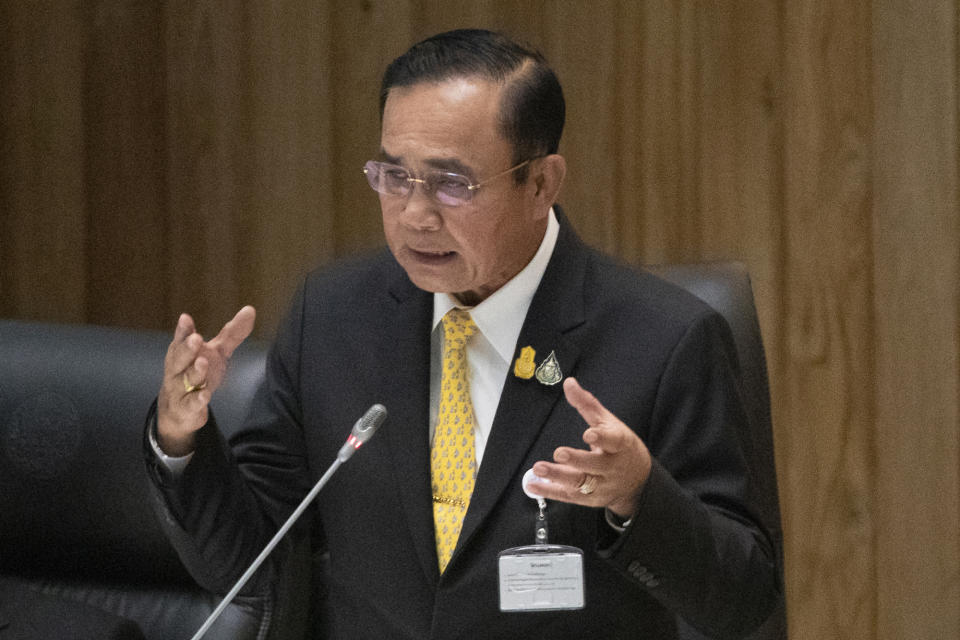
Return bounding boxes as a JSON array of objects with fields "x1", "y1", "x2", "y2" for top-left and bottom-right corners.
[{"x1": 431, "y1": 308, "x2": 478, "y2": 573}]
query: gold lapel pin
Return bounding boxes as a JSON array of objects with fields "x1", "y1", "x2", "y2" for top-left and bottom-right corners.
[{"x1": 514, "y1": 346, "x2": 536, "y2": 380}]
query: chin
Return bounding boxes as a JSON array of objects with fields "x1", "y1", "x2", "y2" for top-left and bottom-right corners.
[
  {"x1": 397, "y1": 261, "x2": 465, "y2": 296},
  {"x1": 404, "y1": 270, "x2": 458, "y2": 295}
]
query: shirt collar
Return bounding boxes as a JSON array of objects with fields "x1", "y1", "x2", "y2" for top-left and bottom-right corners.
[{"x1": 433, "y1": 208, "x2": 560, "y2": 363}]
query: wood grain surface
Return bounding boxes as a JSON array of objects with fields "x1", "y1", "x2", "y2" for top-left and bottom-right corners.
[{"x1": 1, "y1": 2, "x2": 957, "y2": 638}]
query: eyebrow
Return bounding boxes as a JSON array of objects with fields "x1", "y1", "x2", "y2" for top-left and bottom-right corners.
[{"x1": 378, "y1": 148, "x2": 476, "y2": 179}]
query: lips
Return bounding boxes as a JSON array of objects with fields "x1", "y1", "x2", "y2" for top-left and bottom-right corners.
[{"x1": 408, "y1": 247, "x2": 456, "y2": 264}]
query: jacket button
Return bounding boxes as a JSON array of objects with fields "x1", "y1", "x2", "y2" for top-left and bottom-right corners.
[{"x1": 627, "y1": 561, "x2": 647, "y2": 579}]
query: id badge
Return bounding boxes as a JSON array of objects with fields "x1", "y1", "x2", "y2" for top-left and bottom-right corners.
[{"x1": 498, "y1": 544, "x2": 585, "y2": 611}]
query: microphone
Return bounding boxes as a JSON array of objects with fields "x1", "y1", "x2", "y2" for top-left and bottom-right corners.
[
  {"x1": 190, "y1": 404, "x2": 388, "y2": 640},
  {"x1": 337, "y1": 403, "x2": 386, "y2": 461}
]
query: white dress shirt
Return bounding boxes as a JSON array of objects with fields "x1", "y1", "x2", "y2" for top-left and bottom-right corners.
[{"x1": 429, "y1": 209, "x2": 559, "y2": 466}]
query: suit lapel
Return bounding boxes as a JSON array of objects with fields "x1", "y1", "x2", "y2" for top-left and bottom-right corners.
[
  {"x1": 376, "y1": 263, "x2": 439, "y2": 585},
  {"x1": 455, "y1": 216, "x2": 588, "y2": 559}
]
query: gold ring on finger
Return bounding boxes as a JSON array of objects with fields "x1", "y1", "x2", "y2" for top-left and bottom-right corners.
[
  {"x1": 183, "y1": 373, "x2": 208, "y2": 394},
  {"x1": 578, "y1": 474, "x2": 598, "y2": 495}
]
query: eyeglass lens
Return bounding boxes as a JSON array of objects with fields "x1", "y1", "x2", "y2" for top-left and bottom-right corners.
[{"x1": 363, "y1": 161, "x2": 474, "y2": 207}]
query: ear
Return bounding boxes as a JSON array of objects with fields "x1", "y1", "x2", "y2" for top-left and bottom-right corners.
[{"x1": 531, "y1": 154, "x2": 567, "y2": 213}]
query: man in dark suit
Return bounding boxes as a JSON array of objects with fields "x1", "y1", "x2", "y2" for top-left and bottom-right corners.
[{"x1": 148, "y1": 29, "x2": 781, "y2": 638}]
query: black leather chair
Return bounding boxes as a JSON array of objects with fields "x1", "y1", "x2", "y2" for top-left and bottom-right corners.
[
  {"x1": 648, "y1": 262, "x2": 787, "y2": 640},
  {"x1": 0, "y1": 322, "x2": 308, "y2": 640},
  {"x1": 0, "y1": 261, "x2": 784, "y2": 639}
]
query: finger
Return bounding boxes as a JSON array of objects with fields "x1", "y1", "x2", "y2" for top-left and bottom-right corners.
[
  {"x1": 213, "y1": 306, "x2": 256, "y2": 358},
  {"x1": 185, "y1": 356, "x2": 209, "y2": 390},
  {"x1": 165, "y1": 313, "x2": 196, "y2": 365},
  {"x1": 180, "y1": 385, "x2": 211, "y2": 412},
  {"x1": 528, "y1": 463, "x2": 602, "y2": 504},
  {"x1": 532, "y1": 460, "x2": 590, "y2": 488},
  {"x1": 174, "y1": 313, "x2": 194, "y2": 343},
  {"x1": 563, "y1": 377, "x2": 614, "y2": 427},
  {"x1": 173, "y1": 386, "x2": 212, "y2": 434},
  {"x1": 551, "y1": 445, "x2": 612, "y2": 476},
  {"x1": 523, "y1": 475, "x2": 576, "y2": 502},
  {"x1": 582, "y1": 422, "x2": 631, "y2": 455},
  {"x1": 168, "y1": 332, "x2": 203, "y2": 379}
]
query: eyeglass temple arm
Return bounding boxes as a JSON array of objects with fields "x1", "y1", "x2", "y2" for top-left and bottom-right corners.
[{"x1": 467, "y1": 158, "x2": 534, "y2": 192}]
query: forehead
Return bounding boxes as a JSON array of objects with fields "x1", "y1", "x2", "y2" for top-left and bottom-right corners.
[{"x1": 380, "y1": 78, "x2": 512, "y2": 169}]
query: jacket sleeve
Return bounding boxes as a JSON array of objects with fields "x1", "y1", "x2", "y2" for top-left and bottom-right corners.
[
  {"x1": 599, "y1": 310, "x2": 781, "y2": 639},
  {"x1": 143, "y1": 282, "x2": 313, "y2": 598}
]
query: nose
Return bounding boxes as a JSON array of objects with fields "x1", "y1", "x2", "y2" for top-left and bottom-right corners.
[{"x1": 397, "y1": 180, "x2": 442, "y2": 231}]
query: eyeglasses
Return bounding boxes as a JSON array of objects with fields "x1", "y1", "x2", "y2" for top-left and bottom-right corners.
[{"x1": 362, "y1": 158, "x2": 534, "y2": 207}]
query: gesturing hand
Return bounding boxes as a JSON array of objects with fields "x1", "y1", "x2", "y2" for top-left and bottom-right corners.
[
  {"x1": 529, "y1": 377, "x2": 652, "y2": 519},
  {"x1": 156, "y1": 306, "x2": 256, "y2": 456}
]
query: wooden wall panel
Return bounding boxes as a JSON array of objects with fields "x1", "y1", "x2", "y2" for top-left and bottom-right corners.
[
  {"x1": 629, "y1": 0, "x2": 703, "y2": 264},
  {"x1": 0, "y1": 2, "x2": 87, "y2": 323},
  {"x1": 693, "y1": 1, "x2": 784, "y2": 371},
  {"x1": 541, "y1": 0, "x2": 620, "y2": 252},
  {"x1": 84, "y1": 1, "x2": 168, "y2": 330},
  {"x1": 609, "y1": 0, "x2": 646, "y2": 265},
  {"x1": 415, "y1": 0, "x2": 545, "y2": 41},
  {"x1": 241, "y1": 1, "x2": 337, "y2": 333},
  {"x1": 781, "y1": 2, "x2": 876, "y2": 638},
  {"x1": 162, "y1": 0, "x2": 248, "y2": 334},
  {"x1": 872, "y1": 1, "x2": 960, "y2": 638},
  {"x1": 2, "y1": 2, "x2": 960, "y2": 639},
  {"x1": 328, "y1": 0, "x2": 413, "y2": 256}
]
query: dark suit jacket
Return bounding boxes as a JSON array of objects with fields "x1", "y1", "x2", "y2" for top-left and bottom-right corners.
[{"x1": 148, "y1": 216, "x2": 779, "y2": 639}]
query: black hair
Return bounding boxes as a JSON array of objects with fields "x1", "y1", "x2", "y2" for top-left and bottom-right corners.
[{"x1": 379, "y1": 29, "x2": 565, "y2": 183}]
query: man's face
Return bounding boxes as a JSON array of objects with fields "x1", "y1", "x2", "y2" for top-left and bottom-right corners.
[{"x1": 378, "y1": 77, "x2": 548, "y2": 306}]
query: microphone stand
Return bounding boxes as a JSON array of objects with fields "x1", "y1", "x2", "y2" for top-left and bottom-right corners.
[{"x1": 190, "y1": 404, "x2": 386, "y2": 640}]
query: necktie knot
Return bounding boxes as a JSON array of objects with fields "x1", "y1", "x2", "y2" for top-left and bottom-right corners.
[{"x1": 442, "y1": 308, "x2": 477, "y2": 347}]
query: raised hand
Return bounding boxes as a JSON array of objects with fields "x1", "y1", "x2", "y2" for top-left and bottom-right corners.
[
  {"x1": 528, "y1": 377, "x2": 652, "y2": 519},
  {"x1": 156, "y1": 306, "x2": 256, "y2": 456}
]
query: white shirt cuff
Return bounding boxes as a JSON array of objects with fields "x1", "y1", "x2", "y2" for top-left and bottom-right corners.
[
  {"x1": 604, "y1": 508, "x2": 633, "y2": 533},
  {"x1": 149, "y1": 419, "x2": 193, "y2": 476}
]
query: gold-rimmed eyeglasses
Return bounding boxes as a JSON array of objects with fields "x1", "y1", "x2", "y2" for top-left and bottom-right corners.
[{"x1": 362, "y1": 158, "x2": 534, "y2": 207}]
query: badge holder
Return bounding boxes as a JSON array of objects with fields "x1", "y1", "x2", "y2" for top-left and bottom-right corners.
[{"x1": 498, "y1": 470, "x2": 585, "y2": 612}]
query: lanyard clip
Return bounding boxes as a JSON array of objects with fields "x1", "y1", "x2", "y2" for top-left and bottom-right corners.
[
  {"x1": 523, "y1": 469, "x2": 551, "y2": 545},
  {"x1": 535, "y1": 497, "x2": 549, "y2": 544}
]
